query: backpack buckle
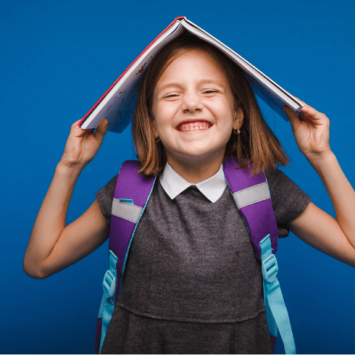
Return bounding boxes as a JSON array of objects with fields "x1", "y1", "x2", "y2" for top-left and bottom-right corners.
[
  {"x1": 262, "y1": 254, "x2": 278, "y2": 283},
  {"x1": 102, "y1": 270, "x2": 116, "y2": 299}
]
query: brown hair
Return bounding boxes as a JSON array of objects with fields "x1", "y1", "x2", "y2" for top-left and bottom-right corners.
[{"x1": 132, "y1": 33, "x2": 290, "y2": 176}]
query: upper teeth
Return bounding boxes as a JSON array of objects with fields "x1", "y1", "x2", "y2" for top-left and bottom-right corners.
[{"x1": 179, "y1": 122, "x2": 210, "y2": 132}]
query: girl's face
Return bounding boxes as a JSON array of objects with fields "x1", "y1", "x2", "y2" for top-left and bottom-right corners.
[{"x1": 152, "y1": 49, "x2": 242, "y2": 166}]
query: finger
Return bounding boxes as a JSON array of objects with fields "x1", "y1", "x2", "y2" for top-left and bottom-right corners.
[
  {"x1": 75, "y1": 119, "x2": 83, "y2": 129},
  {"x1": 71, "y1": 119, "x2": 83, "y2": 131},
  {"x1": 290, "y1": 98, "x2": 321, "y2": 124},
  {"x1": 70, "y1": 119, "x2": 94, "y2": 138},
  {"x1": 94, "y1": 119, "x2": 108, "y2": 143},
  {"x1": 300, "y1": 106, "x2": 325, "y2": 123},
  {"x1": 76, "y1": 127, "x2": 95, "y2": 138},
  {"x1": 291, "y1": 96, "x2": 316, "y2": 116},
  {"x1": 298, "y1": 109, "x2": 310, "y2": 123},
  {"x1": 293, "y1": 97, "x2": 322, "y2": 118},
  {"x1": 283, "y1": 105, "x2": 301, "y2": 131},
  {"x1": 291, "y1": 95, "x2": 311, "y2": 109},
  {"x1": 290, "y1": 98, "x2": 328, "y2": 127}
]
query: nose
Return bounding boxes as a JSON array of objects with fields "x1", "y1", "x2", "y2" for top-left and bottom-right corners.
[{"x1": 181, "y1": 90, "x2": 203, "y2": 114}]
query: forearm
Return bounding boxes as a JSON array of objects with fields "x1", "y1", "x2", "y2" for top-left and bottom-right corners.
[
  {"x1": 308, "y1": 152, "x2": 355, "y2": 247},
  {"x1": 24, "y1": 160, "x2": 83, "y2": 278}
]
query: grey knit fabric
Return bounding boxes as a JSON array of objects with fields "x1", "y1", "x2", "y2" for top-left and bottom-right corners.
[{"x1": 96, "y1": 168, "x2": 311, "y2": 354}]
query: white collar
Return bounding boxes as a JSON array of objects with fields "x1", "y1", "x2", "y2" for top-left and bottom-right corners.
[{"x1": 159, "y1": 162, "x2": 227, "y2": 203}]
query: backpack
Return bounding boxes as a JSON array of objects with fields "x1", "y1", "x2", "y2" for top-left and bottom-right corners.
[{"x1": 95, "y1": 157, "x2": 296, "y2": 354}]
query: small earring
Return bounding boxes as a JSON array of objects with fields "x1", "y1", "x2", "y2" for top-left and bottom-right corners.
[{"x1": 233, "y1": 128, "x2": 241, "y2": 135}]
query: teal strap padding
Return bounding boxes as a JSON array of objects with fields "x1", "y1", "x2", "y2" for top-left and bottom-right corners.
[
  {"x1": 99, "y1": 250, "x2": 118, "y2": 354},
  {"x1": 119, "y1": 198, "x2": 133, "y2": 204},
  {"x1": 260, "y1": 235, "x2": 296, "y2": 354}
]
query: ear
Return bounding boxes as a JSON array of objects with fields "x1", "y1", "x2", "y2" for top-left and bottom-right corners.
[
  {"x1": 151, "y1": 118, "x2": 159, "y2": 139},
  {"x1": 232, "y1": 106, "x2": 244, "y2": 130}
]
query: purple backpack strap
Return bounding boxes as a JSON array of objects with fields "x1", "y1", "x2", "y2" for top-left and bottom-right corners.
[
  {"x1": 95, "y1": 160, "x2": 156, "y2": 354},
  {"x1": 224, "y1": 157, "x2": 296, "y2": 354},
  {"x1": 109, "y1": 160, "x2": 156, "y2": 299},
  {"x1": 223, "y1": 157, "x2": 278, "y2": 260}
]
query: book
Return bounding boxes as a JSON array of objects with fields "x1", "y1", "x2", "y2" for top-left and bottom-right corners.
[{"x1": 78, "y1": 16, "x2": 302, "y2": 133}]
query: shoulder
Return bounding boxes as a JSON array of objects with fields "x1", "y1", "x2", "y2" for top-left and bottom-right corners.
[
  {"x1": 95, "y1": 174, "x2": 118, "y2": 226},
  {"x1": 263, "y1": 167, "x2": 312, "y2": 230},
  {"x1": 264, "y1": 168, "x2": 307, "y2": 201},
  {"x1": 96, "y1": 174, "x2": 118, "y2": 198},
  {"x1": 264, "y1": 168, "x2": 294, "y2": 205},
  {"x1": 264, "y1": 168, "x2": 290, "y2": 187}
]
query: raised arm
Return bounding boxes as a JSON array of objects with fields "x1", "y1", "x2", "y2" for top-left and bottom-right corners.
[
  {"x1": 24, "y1": 119, "x2": 109, "y2": 279},
  {"x1": 283, "y1": 104, "x2": 355, "y2": 267}
]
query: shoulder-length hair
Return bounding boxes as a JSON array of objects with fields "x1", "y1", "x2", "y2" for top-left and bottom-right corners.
[{"x1": 132, "y1": 33, "x2": 289, "y2": 176}]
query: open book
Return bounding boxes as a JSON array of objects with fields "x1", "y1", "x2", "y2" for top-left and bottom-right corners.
[{"x1": 78, "y1": 16, "x2": 302, "y2": 133}]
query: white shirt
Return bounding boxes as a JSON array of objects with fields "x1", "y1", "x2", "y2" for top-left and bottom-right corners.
[{"x1": 159, "y1": 163, "x2": 227, "y2": 203}]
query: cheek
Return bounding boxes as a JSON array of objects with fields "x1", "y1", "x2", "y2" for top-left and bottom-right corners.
[
  {"x1": 206, "y1": 98, "x2": 234, "y2": 119},
  {"x1": 216, "y1": 117, "x2": 234, "y2": 143},
  {"x1": 155, "y1": 105, "x2": 178, "y2": 130}
]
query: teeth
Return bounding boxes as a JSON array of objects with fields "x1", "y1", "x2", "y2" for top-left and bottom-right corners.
[{"x1": 179, "y1": 122, "x2": 211, "y2": 132}]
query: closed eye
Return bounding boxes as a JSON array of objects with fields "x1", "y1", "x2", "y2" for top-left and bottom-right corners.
[
  {"x1": 163, "y1": 90, "x2": 217, "y2": 98},
  {"x1": 164, "y1": 94, "x2": 178, "y2": 98}
]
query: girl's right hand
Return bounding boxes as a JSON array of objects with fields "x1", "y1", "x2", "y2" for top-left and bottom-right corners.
[{"x1": 60, "y1": 119, "x2": 108, "y2": 170}]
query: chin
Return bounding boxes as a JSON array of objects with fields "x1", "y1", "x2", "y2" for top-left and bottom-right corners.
[
  {"x1": 164, "y1": 140, "x2": 228, "y2": 162},
  {"x1": 179, "y1": 147, "x2": 224, "y2": 160}
]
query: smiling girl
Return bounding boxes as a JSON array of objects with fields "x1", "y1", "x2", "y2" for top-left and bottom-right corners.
[{"x1": 24, "y1": 34, "x2": 355, "y2": 354}]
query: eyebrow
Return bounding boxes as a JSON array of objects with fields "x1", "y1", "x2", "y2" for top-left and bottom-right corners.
[{"x1": 158, "y1": 79, "x2": 225, "y2": 93}]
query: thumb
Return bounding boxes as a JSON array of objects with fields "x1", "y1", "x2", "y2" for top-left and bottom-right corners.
[
  {"x1": 283, "y1": 105, "x2": 301, "y2": 132},
  {"x1": 94, "y1": 119, "x2": 108, "y2": 143}
]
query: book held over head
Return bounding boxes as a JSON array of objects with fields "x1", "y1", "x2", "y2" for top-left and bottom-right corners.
[{"x1": 78, "y1": 16, "x2": 302, "y2": 134}]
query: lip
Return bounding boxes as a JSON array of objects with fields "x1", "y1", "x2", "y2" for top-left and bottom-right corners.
[{"x1": 175, "y1": 119, "x2": 213, "y2": 131}]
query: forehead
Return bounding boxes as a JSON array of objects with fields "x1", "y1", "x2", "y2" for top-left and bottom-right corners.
[{"x1": 156, "y1": 49, "x2": 229, "y2": 88}]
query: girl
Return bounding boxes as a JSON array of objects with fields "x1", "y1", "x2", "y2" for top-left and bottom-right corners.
[{"x1": 24, "y1": 34, "x2": 355, "y2": 354}]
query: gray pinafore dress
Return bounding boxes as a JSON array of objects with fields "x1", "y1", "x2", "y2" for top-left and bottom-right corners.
[{"x1": 96, "y1": 168, "x2": 311, "y2": 353}]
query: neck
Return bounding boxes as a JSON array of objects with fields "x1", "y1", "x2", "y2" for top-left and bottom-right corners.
[{"x1": 166, "y1": 150, "x2": 225, "y2": 184}]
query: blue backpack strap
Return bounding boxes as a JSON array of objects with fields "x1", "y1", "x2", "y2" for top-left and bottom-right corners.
[
  {"x1": 260, "y1": 235, "x2": 296, "y2": 354},
  {"x1": 223, "y1": 157, "x2": 296, "y2": 354},
  {"x1": 96, "y1": 160, "x2": 157, "y2": 354}
]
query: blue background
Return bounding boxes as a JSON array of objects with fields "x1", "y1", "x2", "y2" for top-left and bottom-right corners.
[{"x1": 1, "y1": 0, "x2": 355, "y2": 353}]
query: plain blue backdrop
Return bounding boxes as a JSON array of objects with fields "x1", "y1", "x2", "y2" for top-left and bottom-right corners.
[{"x1": 1, "y1": 0, "x2": 355, "y2": 353}]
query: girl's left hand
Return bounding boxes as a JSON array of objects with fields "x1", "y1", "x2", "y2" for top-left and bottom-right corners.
[{"x1": 283, "y1": 101, "x2": 332, "y2": 162}]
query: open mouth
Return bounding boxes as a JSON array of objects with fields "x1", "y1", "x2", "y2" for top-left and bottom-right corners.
[{"x1": 176, "y1": 120, "x2": 212, "y2": 132}]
